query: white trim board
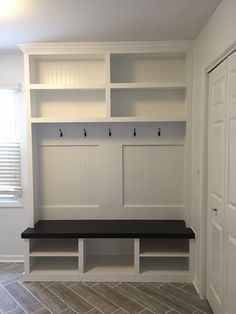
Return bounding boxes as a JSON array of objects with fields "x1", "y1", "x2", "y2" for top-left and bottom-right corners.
[{"x1": 0, "y1": 255, "x2": 24, "y2": 262}]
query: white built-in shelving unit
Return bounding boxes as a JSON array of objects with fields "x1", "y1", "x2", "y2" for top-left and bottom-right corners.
[
  {"x1": 24, "y1": 237, "x2": 191, "y2": 281},
  {"x1": 20, "y1": 42, "x2": 193, "y2": 282}
]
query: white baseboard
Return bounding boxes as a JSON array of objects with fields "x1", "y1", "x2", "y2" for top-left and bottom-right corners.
[
  {"x1": 193, "y1": 275, "x2": 200, "y2": 296},
  {"x1": 0, "y1": 255, "x2": 24, "y2": 262}
]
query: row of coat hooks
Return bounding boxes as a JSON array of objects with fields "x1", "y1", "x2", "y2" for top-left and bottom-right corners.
[{"x1": 58, "y1": 128, "x2": 162, "y2": 138}]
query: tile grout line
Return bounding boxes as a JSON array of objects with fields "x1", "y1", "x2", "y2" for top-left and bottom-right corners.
[
  {"x1": 16, "y1": 280, "x2": 55, "y2": 314},
  {"x1": 169, "y1": 282, "x2": 199, "y2": 297},
  {"x1": 137, "y1": 283, "x2": 178, "y2": 314},
  {"x1": 104, "y1": 282, "x2": 158, "y2": 314},
  {"x1": 89, "y1": 283, "x2": 130, "y2": 314},
  {"x1": 85, "y1": 308, "x2": 102, "y2": 314},
  {"x1": 110, "y1": 309, "x2": 122, "y2": 314},
  {"x1": 103, "y1": 282, "x2": 151, "y2": 313},
  {"x1": 135, "y1": 284, "x2": 185, "y2": 314},
  {"x1": 44, "y1": 283, "x2": 82, "y2": 314},
  {"x1": 0, "y1": 283, "x2": 27, "y2": 314},
  {"x1": 157, "y1": 285, "x2": 207, "y2": 313},
  {"x1": 65, "y1": 282, "x2": 109, "y2": 314},
  {"x1": 21, "y1": 281, "x2": 79, "y2": 314},
  {"x1": 56, "y1": 307, "x2": 71, "y2": 314},
  {"x1": 156, "y1": 285, "x2": 199, "y2": 314}
]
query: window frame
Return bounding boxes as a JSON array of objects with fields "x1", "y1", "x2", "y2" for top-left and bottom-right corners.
[{"x1": 0, "y1": 85, "x2": 23, "y2": 208}]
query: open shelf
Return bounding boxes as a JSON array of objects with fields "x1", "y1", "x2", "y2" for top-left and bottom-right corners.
[
  {"x1": 85, "y1": 255, "x2": 134, "y2": 274},
  {"x1": 29, "y1": 54, "x2": 106, "y2": 85},
  {"x1": 110, "y1": 82, "x2": 186, "y2": 89},
  {"x1": 140, "y1": 239, "x2": 189, "y2": 257},
  {"x1": 30, "y1": 257, "x2": 78, "y2": 274},
  {"x1": 30, "y1": 84, "x2": 106, "y2": 90},
  {"x1": 110, "y1": 53, "x2": 186, "y2": 84},
  {"x1": 30, "y1": 239, "x2": 78, "y2": 256},
  {"x1": 21, "y1": 42, "x2": 193, "y2": 282},
  {"x1": 140, "y1": 257, "x2": 189, "y2": 274},
  {"x1": 30, "y1": 116, "x2": 187, "y2": 124},
  {"x1": 30, "y1": 89, "x2": 106, "y2": 119},
  {"x1": 111, "y1": 88, "x2": 186, "y2": 118}
]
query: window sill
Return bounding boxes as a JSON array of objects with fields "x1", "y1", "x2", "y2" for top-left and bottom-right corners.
[{"x1": 0, "y1": 199, "x2": 23, "y2": 208}]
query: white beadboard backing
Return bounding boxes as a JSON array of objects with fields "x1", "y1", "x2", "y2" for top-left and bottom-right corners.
[
  {"x1": 33, "y1": 122, "x2": 186, "y2": 144},
  {"x1": 110, "y1": 53, "x2": 186, "y2": 83},
  {"x1": 111, "y1": 88, "x2": 186, "y2": 118},
  {"x1": 31, "y1": 89, "x2": 106, "y2": 118},
  {"x1": 85, "y1": 239, "x2": 134, "y2": 255},
  {"x1": 38, "y1": 205, "x2": 184, "y2": 220},
  {"x1": 123, "y1": 145, "x2": 184, "y2": 206},
  {"x1": 32, "y1": 123, "x2": 186, "y2": 219},
  {"x1": 37, "y1": 145, "x2": 99, "y2": 207},
  {"x1": 29, "y1": 55, "x2": 106, "y2": 85}
]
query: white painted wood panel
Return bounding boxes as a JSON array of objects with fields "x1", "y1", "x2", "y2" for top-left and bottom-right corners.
[
  {"x1": 140, "y1": 239, "x2": 189, "y2": 257},
  {"x1": 209, "y1": 220, "x2": 224, "y2": 306},
  {"x1": 30, "y1": 257, "x2": 79, "y2": 274},
  {"x1": 37, "y1": 145, "x2": 99, "y2": 207},
  {"x1": 225, "y1": 235, "x2": 236, "y2": 314},
  {"x1": 31, "y1": 90, "x2": 106, "y2": 118},
  {"x1": 228, "y1": 119, "x2": 236, "y2": 211},
  {"x1": 111, "y1": 89, "x2": 186, "y2": 118},
  {"x1": 97, "y1": 144, "x2": 123, "y2": 207},
  {"x1": 211, "y1": 122, "x2": 224, "y2": 204},
  {"x1": 123, "y1": 145, "x2": 184, "y2": 206},
  {"x1": 110, "y1": 53, "x2": 186, "y2": 83},
  {"x1": 85, "y1": 239, "x2": 134, "y2": 255},
  {"x1": 29, "y1": 239, "x2": 79, "y2": 257},
  {"x1": 140, "y1": 257, "x2": 189, "y2": 274},
  {"x1": 225, "y1": 51, "x2": 236, "y2": 314},
  {"x1": 30, "y1": 55, "x2": 106, "y2": 85},
  {"x1": 85, "y1": 255, "x2": 134, "y2": 274},
  {"x1": 207, "y1": 60, "x2": 226, "y2": 314}
]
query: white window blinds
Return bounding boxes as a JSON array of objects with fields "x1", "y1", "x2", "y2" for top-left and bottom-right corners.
[{"x1": 0, "y1": 89, "x2": 22, "y2": 200}]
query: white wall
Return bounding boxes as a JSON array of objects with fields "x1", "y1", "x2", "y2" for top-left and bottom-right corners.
[
  {"x1": 192, "y1": 0, "x2": 236, "y2": 295},
  {"x1": 0, "y1": 54, "x2": 25, "y2": 260}
]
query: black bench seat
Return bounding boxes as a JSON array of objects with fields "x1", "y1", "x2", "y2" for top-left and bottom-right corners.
[{"x1": 21, "y1": 220, "x2": 195, "y2": 239}]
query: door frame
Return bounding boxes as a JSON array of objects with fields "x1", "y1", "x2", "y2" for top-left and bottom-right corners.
[{"x1": 200, "y1": 41, "x2": 236, "y2": 299}]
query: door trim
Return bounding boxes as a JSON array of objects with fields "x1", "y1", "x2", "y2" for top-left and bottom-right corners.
[{"x1": 200, "y1": 41, "x2": 236, "y2": 299}]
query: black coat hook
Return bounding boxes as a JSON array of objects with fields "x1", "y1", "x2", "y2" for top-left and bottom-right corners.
[
  {"x1": 158, "y1": 128, "x2": 161, "y2": 137},
  {"x1": 109, "y1": 128, "x2": 112, "y2": 137},
  {"x1": 59, "y1": 129, "x2": 63, "y2": 137},
  {"x1": 84, "y1": 129, "x2": 87, "y2": 137},
  {"x1": 133, "y1": 128, "x2": 136, "y2": 137}
]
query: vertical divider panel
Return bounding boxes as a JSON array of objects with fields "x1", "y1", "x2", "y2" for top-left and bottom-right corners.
[
  {"x1": 24, "y1": 53, "x2": 35, "y2": 226},
  {"x1": 79, "y1": 238, "x2": 85, "y2": 274},
  {"x1": 134, "y1": 238, "x2": 140, "y2": 274},
  {"x1": 105, "y1": 53, "x2": 111, "y2": 118},
  {"x1": 98, "y1": 144, "x2": 123, "y2": 206},
  {"x1": 189, "y1": 238, "x2": 194, "y2": 277},
  {"x1": 184, "y1": 50, "x2": 193, "y2": 225},
  {"x1": 24, "y1": 239, "x2": 30, "y2": 275}
]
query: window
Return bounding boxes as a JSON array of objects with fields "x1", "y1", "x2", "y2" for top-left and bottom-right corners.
[{"x1": 0, "y1": 88, "x2": 22, "y2": 206}]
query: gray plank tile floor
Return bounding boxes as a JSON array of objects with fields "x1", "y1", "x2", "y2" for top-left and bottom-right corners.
[{"x1": 0, "y1": 263, "x2": 213, "y2": 314}]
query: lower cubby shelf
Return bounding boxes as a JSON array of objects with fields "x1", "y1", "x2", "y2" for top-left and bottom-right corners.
[
  {"x1": 85, "y1": 255, "x2": 134, "y2": 274},
  {"x1": 140, "y1": 257, "x2": 189, "y2": 274},
  {"x1": 30, "y1": 257, "x2": 79, "y2": 274},
  {"x1": 30, "y1": 239, "x2": 79, "y2": 256},
  {"x1": 22, "y1": 220, "x2": 195, "y2": 282}
]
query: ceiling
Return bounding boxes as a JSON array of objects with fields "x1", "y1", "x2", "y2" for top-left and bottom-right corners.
[{"x1": 0, "y1": 0, "x2": 222, "y2": 51}]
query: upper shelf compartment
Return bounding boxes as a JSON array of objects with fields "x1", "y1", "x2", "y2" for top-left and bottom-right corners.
[
  {"x1": 29, "y1": 54, "x2": 106, "y2": 86},
  {"x1": 110, "y1": 52, "x2": 186, "y2": 84}
]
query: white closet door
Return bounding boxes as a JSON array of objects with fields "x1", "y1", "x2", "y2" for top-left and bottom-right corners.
[
  {"x1": 225, "y1": 51, "x2": 236, "y2": 314},
  {"x1": 207, "y1": 60, "x2": 227, "y2": 314}
]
